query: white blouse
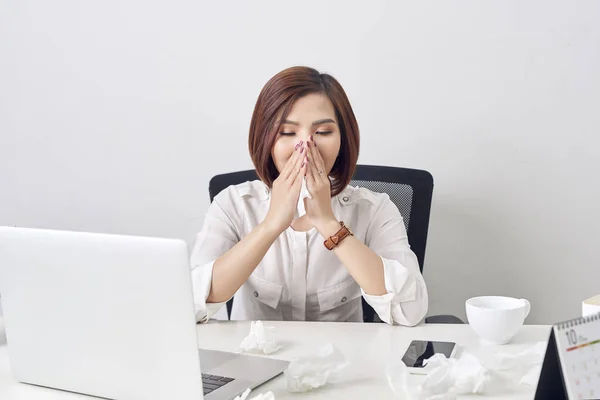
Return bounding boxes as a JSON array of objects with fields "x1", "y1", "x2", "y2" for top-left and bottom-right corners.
[{"x1": 190, "y1": 180, "x2": 428, "y2": 326}]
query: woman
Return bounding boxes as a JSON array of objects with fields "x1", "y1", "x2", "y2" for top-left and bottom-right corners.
[{"x1": 191, "y1": 66, "x2": 428, "y2": 326}]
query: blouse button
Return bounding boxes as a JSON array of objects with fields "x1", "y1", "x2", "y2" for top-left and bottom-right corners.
[
  {"x1": 341, "y1": 296, "x2": 347, "y2": 303},
  {"x1": 253, "y1": 291, "x2": 259, "y2": 298},
  {"x1": 342, "y1": 196, "x2": 349, "y2": 202}
]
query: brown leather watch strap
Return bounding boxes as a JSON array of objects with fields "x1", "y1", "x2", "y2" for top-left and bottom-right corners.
[{"x1": 323, "y1": 221, "x2": 353, "y2": 250}]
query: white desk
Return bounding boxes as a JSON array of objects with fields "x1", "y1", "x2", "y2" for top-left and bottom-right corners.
[{"x1": 0, "y1": 318, "x2": 550, "y2": 399}]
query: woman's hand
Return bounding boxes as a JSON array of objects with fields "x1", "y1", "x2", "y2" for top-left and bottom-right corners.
[
  {"x1": 264, "y1": 141, "x2": 308, "y2": 234},
  {"x1": 304, "y1": 136, "x2": 337, "y2": 228}
]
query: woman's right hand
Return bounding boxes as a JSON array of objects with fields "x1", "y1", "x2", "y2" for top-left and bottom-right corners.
[{"x1": 263, "y1": 141, "x2": 308, "y2": 234}]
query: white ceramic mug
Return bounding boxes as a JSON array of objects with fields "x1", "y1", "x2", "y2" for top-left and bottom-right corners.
[{"x1": 465, "y1": 296, "x2": 531, "y2": 345}]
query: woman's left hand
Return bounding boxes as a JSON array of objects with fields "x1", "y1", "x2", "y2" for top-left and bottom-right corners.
[{"x1": 304, "y1": 136, "x2": 337, "y2": 227}]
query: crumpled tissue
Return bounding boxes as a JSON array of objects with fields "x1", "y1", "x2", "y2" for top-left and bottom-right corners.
[
  {"x1": 234, "y1": 388, "x2": 275, "y2": 400},
  {"x1": 386, "y1": 342, "x2": 547, "y2": 399},
  {"x1": 520, "y1": 364, "x2": 542, "y2": 387},
  {"x1": 284, "y1": 343, "x2": 348, "y2": 392},
  {"x1": 485, "y1": 342, "x2": 546, "y2": 370},
  {"x1": 386, "y1": 353, "x2": 502, "y2": 400},
  {"x1": 239, "y1": 321, "x2": 281, "y2": 355},
  {"x1": 483, "y1": 342, "x2": 546, "y2": 387},
  {"x1": 295, "y1": 177, "x2": 312, "y2": 218}
]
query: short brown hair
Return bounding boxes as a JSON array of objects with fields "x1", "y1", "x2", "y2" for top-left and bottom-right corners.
[{"x1": 248, "y1": 66, "x2": 360, "y2": 196}]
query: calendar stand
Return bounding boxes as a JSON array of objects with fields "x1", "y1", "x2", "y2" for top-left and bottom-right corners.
[
  {"x1": 535, "y1": 329, "x2": 568, "y2": 399},
  {"x1": 535, "y1": 312, "x2": 600, "y2": 400}
]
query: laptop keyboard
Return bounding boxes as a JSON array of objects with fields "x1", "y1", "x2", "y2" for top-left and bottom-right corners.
[{"x1": 201, "y1": 373, "x2": 235, "y2": 396}]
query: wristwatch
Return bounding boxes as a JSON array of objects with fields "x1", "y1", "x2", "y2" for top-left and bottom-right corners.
[{"x1": 323, "y1": 221, "x2": 353, "y2": 250}]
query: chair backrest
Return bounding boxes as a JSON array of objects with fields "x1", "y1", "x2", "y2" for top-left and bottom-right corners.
[{"x1": 208, "y1": 164, "x2": 434, "y2": 322}]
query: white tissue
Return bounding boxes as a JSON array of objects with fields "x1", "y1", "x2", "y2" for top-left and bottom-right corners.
[
  {"x1": 424, "y1": 353, "x2": 499, "y2": 395},
  {"x1": 239, "y1": 321, "x2": 281, "y2": 355},
  {"x1": 486, "y1": 342, "x2": 546, "y2": 370},
  {"x1": 387, "y1": 353, "x2": 500, "y2": 400},
  {"x1": 284, "y1": 343, "x2": 348, "y2": 392},
  {"x1": 386, "y1": 358, "x2": 461, "y2": 400},
  {"x1": 234, "y1": 388, "x2": 275, "y2": 400},
  {"x1": 301, "y1": 176, "x2": 312, "y2": 200},
  {"x1": 385, "y1": 359, "x2": 423, "y2": 399},
  {"x1": 483, "y1": 342, "x2": 546, "y2": 387},
  {"x1": 385, "y1": 343, "x2": 547, "y2": 399},
  {"x1": 295, "y1": 177, "x2": 312, "y2": 218},
  {"x1": 519, "y1": 364, "x2": 542, "y2": 387}
]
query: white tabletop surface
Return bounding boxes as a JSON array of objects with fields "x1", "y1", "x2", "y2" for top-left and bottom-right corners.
[{"x1": 0, "y1": 318, "x2": 551, "y2": 399}]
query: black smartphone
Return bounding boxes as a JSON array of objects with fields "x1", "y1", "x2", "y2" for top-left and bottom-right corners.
[{"x1": 401, "y1": 340, "x2": 457, "y2": 371}]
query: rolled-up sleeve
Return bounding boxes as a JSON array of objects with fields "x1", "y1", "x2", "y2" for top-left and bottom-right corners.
[
  {"x1": 190, "y1": 192, "x2": 240, "y2": 323},
  {"x1": 361, "y1": 195, "x2": 429, "y2": 326}
]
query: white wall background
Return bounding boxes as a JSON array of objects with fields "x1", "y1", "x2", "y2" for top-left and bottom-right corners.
[{"x1": 1, "y1": 0, "x2": 599, "y2": 324}]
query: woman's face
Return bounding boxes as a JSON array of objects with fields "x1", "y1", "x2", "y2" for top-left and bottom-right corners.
[{"x1": 271, "y1": 93, "x2": 341, "y2": 177}]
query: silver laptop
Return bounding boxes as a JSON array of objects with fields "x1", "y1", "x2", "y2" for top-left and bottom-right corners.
[{"x1": 0, "y1": 226, "x2": 288, "y2": 400}]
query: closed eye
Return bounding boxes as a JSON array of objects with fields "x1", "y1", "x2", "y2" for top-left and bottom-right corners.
[
  {"x1": 316, "y1": 131, "x2": 333, "y2": 135},
  {"x1": 279, "y1": 132, "x2": 295, "y2": 136}
]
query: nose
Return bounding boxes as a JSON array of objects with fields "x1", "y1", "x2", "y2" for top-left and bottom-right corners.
[{"x1": 297, "y1": 131, "x2": 311, "y2": 142}]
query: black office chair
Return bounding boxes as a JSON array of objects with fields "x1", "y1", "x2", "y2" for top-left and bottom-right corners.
[{"x1": 208, "y1": 164, "x2": 463, "y2": 324}]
